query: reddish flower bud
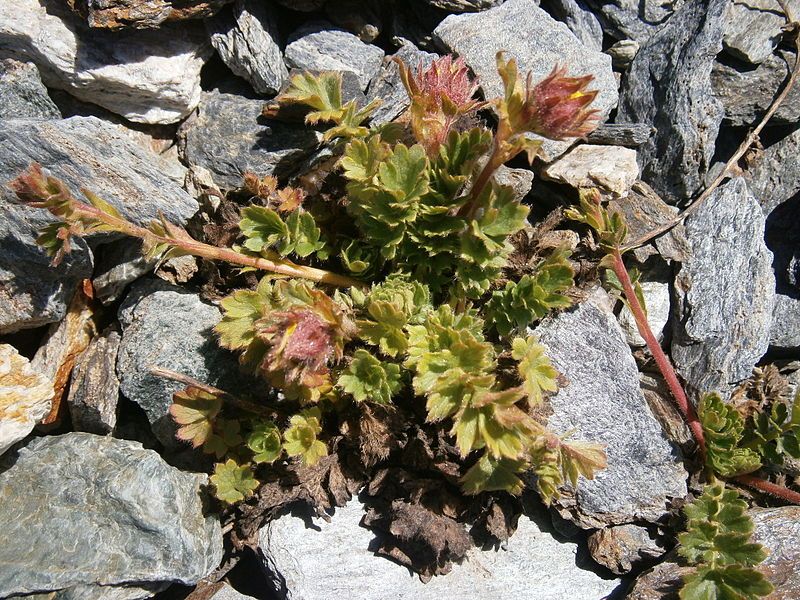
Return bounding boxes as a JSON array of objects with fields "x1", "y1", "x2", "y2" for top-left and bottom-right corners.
[{"x1": 528, "y1": 65, "x2": 599, "y2": 140}]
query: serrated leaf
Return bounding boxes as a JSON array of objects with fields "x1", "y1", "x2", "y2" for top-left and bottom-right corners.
[
  {"x1": 699, "y1": 394, "x2": 762, "y2": 477},
  {"x1": 337, "y1": 349, "x2": 402, "y2": 404},
  {"x1": 169, "y1": 386, "x2": 223, "y2": 448},
  {"x1": 215, "y1": 281, "x2": 271, "y2": 352},
  {"x1": 511, "y1": 336, "x2": 559, "y2": 406},
  {"x1": 559, "y1": 439, "x2": 607, "y2": 488},
  {"x1": 210, "y1": 459, "x2": 259, "y2": 504},
  {"x1": 239, "y1": 206, "x2": 288, "y2": 254},
  {"x1": 681, "y1": 565, "x2": 773, "y2": 600},
  {"x1": 377, "y1": 143, "x2": 430, "y2": 203},
  {"x1": 280, "y1": 71, "x2": 344, "y2": 122},
  {"x1": 283, "y1": 407, "x2": 328, "y2": 466},
  {"x1": 460, "y1": 453, "x2": 526, "y2": 495},
  {"x1": 246, "y1": 420, "x2": 282, "y2": 464},
  {"x1": 203, "y1": 418, "x2": 243, "y2": 460}
]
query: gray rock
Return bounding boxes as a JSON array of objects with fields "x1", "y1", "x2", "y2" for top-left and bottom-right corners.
[
  {"x1": 0, "y1": 0, "x2": 211, "y2": 124},
  {"x1": 618, "y1": 280, "x2": 671, "y2": 347},
  {"x1": 606, "y1": 39, "x2": 640, "y2": 70},
  {"x1": 116, "y1": 278, "x2": 241, "y2": 447},
  {"x1": 627, "y1": 506, "x2": 800, "y2": 600},
  {"x1": 617, "y1": 0, "x2": 726, "y2": 204},
  {"x1": 207, "y1": 583, "x2": 259, "y2": 600},
  {"x1": 285, "y1": 23, "x2": 385, "y2": 91},
  {"x1": 67, "y1": 330, "x2": 122, "y2": 435},
  {"x1": 366, "y1": 43, "x2": 438, "y2": 126},
  {"x1": 587, "y1": 524, "x2": 664, "y2": 574},
  {"x1": 586, "y1": 122, "x2": 652, "y2": 147},
  {"x1": 747, "y1": 127, "x2": 800, "y2": 215},
  {"x1": 258, "y1": 499, "x2": 620, "y2": 600},
  {"x1": 325, "y1": 0, "x2": 383, "y2": 42},
  {"x1": 0, "y1": 59, "x2": 59, "y2": 120},
  {"x1": 772, "y1": 294, "x2": 800, "y2": 349},
  {"x1": 92, "y1": 240, "x2": 156, "y2": 305},
  {"x1": 672, "y1": 178, "x2": 774, "y2": 397},
  {"x1": 433, "y1": 0, "x2": 618, "y2": 161},
  {"x1": 536, "y1": 287, "x2": 688, "y2": 528},
  {"x1": 723, "y1": 0, "x2": 797, "y2": 64},
  {"x1": 422, "y1": 0, "x2": 506, "y2": 10},
  {"x1": 0, "y1": 116, "x2": 198, "y2": 334},
  {"x1": 542, "y1": 0, "x2": 604, "y2": 51},
  {"x1": 180, "y1": 90, "x2": 322, "y2": 190},
  {"x1": 495, "y1": 165, "x2": 535, "y2": 201},
  {"x1": 0, "y1": 433, "x2": 222, "y2": 596},
  {"x1": 541, "y1": 144, "x2": 640, "y2": 196},
  {"x1": 712, "y1": 50, "x2": 800, "y2": 126},
  {"x1": 583, "y1": 0, "x2": 686, "y2": 42},
  {"x1": 67, "y1": 0, "x2": 233, "y2": 29},
  {"x1": 207, "y1": 0, "x2": 288, "y2": 95},
  {"x1": 765, "y1": 195, "x2": 800, "y2": 349}
]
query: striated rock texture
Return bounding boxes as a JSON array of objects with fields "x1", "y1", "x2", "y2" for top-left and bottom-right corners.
[
  {"x1": 67, "y1": 0, "x2": 233, "y2": 29},
  {"x1": 259, "y1": 499, "x2": 620, "y2": 600},
  {"x1": 541, "y1": 144, "x2": 640, "y2": 196},
  {"x1": 207, "y1": 0, "x2": 288, "y2": 95},
  {"x1": 672, "y1": 178, "x2": 774, "y2": 397},
  {"x1": 587, "y1": 524, "x2": 664, "y2": 575},
  {"x1": 285, "y1": 23, "x2": 385, "y2": 91},
  {"x1": 180, "y1": 90, "x2": 322, "y2": 190},
  {"x1": 583, "y1": 0, "x2": 686, "y2": 42},
  {"x1": 0, "y1": 433, "x2": 223, "y2": 596},
  {"x1": 536, "y1": 288, "x2": 687, "y2": 528},
  {"x1": 0, "y1": 344, "x2": 52, "y2": 456},
  {"x1": 0, "y1": 117, "x2": 198, "y2": 334},
  {"x1": 67, "y1": 330, "x2": 122, "y2": 435},
  {"x1": 618, "y1": 0, "x2": 726, "y2": 204},
  {"x1": 765, "y1": 195, "x2": 800, "y2": 349},
  {"x1": 116, "y1": 279, "x2": 242, "y2": 447},
  {"x1": 712, "y1": 50, "x2": 800, "y2": 126},
  {"x1": 433, "y1": 0, "x2": 618, "y2": 161},
  {"x1": 627, "y1": 506, "x2": 800, "y2": 600},
  {"x1": 0, "y1": 59, "x2": 60, "y2": 120},
  {"x1": 422, "y1": 0, "x2": 506, "y2": 10},
  {"x1": 747, "y1": 127, "x2": 800, "y2": 215},
  {"x1": 723, "y1": 0, "x2": 798, "y2": 64},
  {"x1": 0, "y1": 0, "x2": 211, "y2": 124},
  {"x1": 542, "y1": 0, "x2": 603, "y2": 51}
]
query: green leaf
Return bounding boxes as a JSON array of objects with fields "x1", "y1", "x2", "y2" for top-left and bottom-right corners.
[
  {"x1": 280, "y1": 71, "x2": 344, "y2": 123},
  {"x1": 203, "y1": 418, "x2": 243, "y2": 460},
  {"x1": 210, "y1": 459, "x2": 260, "y2": 504},
  {"x1": 239, "y1": 206, "x2": 288, "y2": 254},
  {"x1": 460, "y1": 453, "x2": 526, "y2": 495},
  {"x1": 377, "y1": 143, "x2": 430, "y2": 203},
  {"x1": 246, "y1": 420, "x2": 282, "y2": 464},
  {"x1": 559, "y1": 439, "x2": 607, "y2": 488},
  {"x1": 337, "y1": 349, "x2": 402, "y2": 404},
  {"x1": 215, "y1": 277, "x2": 272, "y2": 352},
  {"x1": 699, "y1": 394, "x2": 762, "y2": 477},
  {"x1": 511, "y1": 336, "x2": 559, "y2": 406},
  {"x1": 681, "y1": 565, "x2": 773, "y2": 600},
  {"x1": 168, "y1": 386, "x2": 223, "y2": 448},
  {"x1": 283, "y1": 407, "x2": 328, "y2": 466},
  {"x1": 742, "y1": 390, "x2": 800, "y2": 464}
]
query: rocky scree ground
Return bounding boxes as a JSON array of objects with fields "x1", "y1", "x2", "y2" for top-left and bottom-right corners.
[{"x1": 1, "y1": 0, "x2": 800, "y2": 599}]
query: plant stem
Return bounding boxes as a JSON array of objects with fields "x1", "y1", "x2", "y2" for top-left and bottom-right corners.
[
  {"x1": 735, "y1": 473, "x2": 800, "y2": 504},
  {"x1": 609, "y1": 249, "x2": 707, "y2": 456}
]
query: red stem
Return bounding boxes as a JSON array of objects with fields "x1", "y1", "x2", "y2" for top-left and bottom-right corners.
[
  {"x1": 609, "y1": 250, "x2": 707, "y2": 457},
  {"x1": 735, "y1": 474, "x2": 800, "y2": 504}
]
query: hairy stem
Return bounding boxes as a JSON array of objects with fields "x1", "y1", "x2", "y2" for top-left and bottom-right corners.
[
  {"x1": 735, "y1": 473, "x2": 800, "y2": 504},
  {"x1": 609, "y1": 249, "x2": 707, "y2": 456}
]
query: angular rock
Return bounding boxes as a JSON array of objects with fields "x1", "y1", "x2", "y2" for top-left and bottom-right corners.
[
  {"x1": 366, "y1": 43, "x2": 438, "y2": 126},
  {"x1": 672, "y1": 178, "x2": 774, "y2": 397},
  {"x1": 765, "y1": 195, "x2": 800, "y2": 349},
  {"x1": 542, "y1": 0, "x2": 603, "y2": 51},
  {"x1": 66, "y1": 0, "x2": 233, "y2": 29},
  {"x1": 712, "y1": 50, "x2": 800, "y2": 126},
  {"x1": 325, "y1": 0, "x2": 383, "y2": 42},
  {"x1": 495, "y1": 165, "x2": 535, "y2": 201},
  {"x1": 285, "y1": 23, "x2": 385, "y2": 91},
  {"x1": 67, "y1": 330, "x2": 122, "y2": 435},
  {"x1": 207, "y1": 0, "x2": 288, "y2": 95},
  {"x1": 116, "y1": 278, "x2": 241, "y2": 447},
  {"x1": 0, "y1": 344, "x2": 52, "y2": 456},
  {"x1": 583, "y1": 0, "x2": 686, "y2": 42},
  {"x1": 0, "y1": 59, "x2": 60, "y2": 120},
  {"x1": 0, "y1": 433, "x2": 223, "y2": 596},
  {"x1": 772, "y1": 294, "x2": 800, "y2": 349},
  {"x1": 536, "y1": 287, "x2": 687, "y2": 528},
  {"x1": 180, "y1": 90, "x2": 322, "y2": 190},
  {"x1": 618, "y1": 280, "x2": 670, "y2": 347},
  {"x1": 618, "y1": 0, "x2": 726, "y2": 204},
  {"x1": 541, "y1": 144, "x2": 640, "y2": 196},
  {"x1": 587, "y1": 524, "x2": 664, "y2": 574},
  {"x1": 723, "y1": 0, "x2": 797, "y2": 64},
  {"x1": 388, "y1": 0, "x2": 451, "y2": 49},
  {"x1": 0, "y1": 0, "x2": 211, "y2": 124},
  {"x1": 586, "y1": 122, "x2": 652, "y2": 147},
  {"x1": 92, "y1": 240, "x2": 156, "y2": 305},
  {"x1": 747, "y1": 127, "x2": 800, "y2": 215},
  {"x1": 606, "y1": 39, "x2": 639, "y2": 70},
  {"x1": 0, "y1": 116, "x2": 198, "y2": 334},
  {"x1": 433, "y1": 0, "x2": 618, "y2": 161},
  {"x1": 258, "y1": 499, "x2": 620, "y2": 600},
  {"x1": 422, "y1": 0, "x2": 506, "y2": 10},
  {"x1": 627, "y1": 506, "x2": 800, "y2": 599}
]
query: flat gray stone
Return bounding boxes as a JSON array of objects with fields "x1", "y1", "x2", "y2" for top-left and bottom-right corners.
[
  {"x1": 258, "y1": 499, "x2": 620, "y2": 600},
  {"x1": 285, "y1": 23, "x2": 385, "y2": 91},
  {"x1": 207, "y1": 0, "x2": 288, "y2": 95},
  {"x1": 92, "y1": 240, "x2": 156, "y2": 305},
  {"x1": 606, "y1": 39, "x2": 640, "y2": 70},
  {"x1": 0, "y1": 59, "x2": 59, "y2": 120},
  {"x1": 67, "y1": 330, "x2": 121, "y2": 435},
  {"x1": 422, "y1": 0, "x2": 506, "y2": 10},
  {"x1": 618, "y1": 280, "x2": 671, "y2": 347},
  {"x1": 116, "y1": 278, "x2": 241, "y2": 448},
  {"x1": 433, "y1": 0, "x2": 618, "y2": 161},
  {"x1": 771, "y1": 294, "x2": 800, "y2": 349},
  {"x1": 366, "y1": 43, "x2": 438, "y2": 126},
  {"x1": 617, "y1": 0, "x2": 726, "y2": 204},
  {"x1": 747, "y1": 126, "x2": 800, "y2": 215},
  {"x1": 536, "y1": 287, "x2": 687, "y2": 528},
  {"x1": 0, "y1": 116, "x2": 198, "y2": 334},
  {"x1": 0, "y1": 433, "x2": 222, "y2": 596},
  {"x1": 672, "y1": 178, "x2": 774, "y2": 397},
  {"x1": 543, "y1": 0, "x2": 603, "y2": 51},
  {"x1": 723, "y1": 0, "x2": 797, "y2": 64},
  {"x1": 712, "y1": 50, "x2": 800, "y2": 126},
  {"x1": 586, "y1": 122, "x2": 652, "y2": 147},
  {"x1": 540, "y1": 144, "x2": 640, "y2": 196},
  {"x1": 67, "y1": 0, "x2": 233, "y2": 28},
  {"x1": 0, "y1": 0, "x2": 211, "y2": 124},
  {"x1": 180, "y1": 90, "x2": 322, "y2": 190},
  {"x1": 583, "y1": 0, "x2": 686, "y2": 42},
  {"x1": 765, "y1": 195, "x2": 800, "y2": 350}
]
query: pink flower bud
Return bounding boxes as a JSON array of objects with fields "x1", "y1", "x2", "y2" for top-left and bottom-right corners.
[{"x1": 528, "y1": 66, "x2": 599, "y2": 140}]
